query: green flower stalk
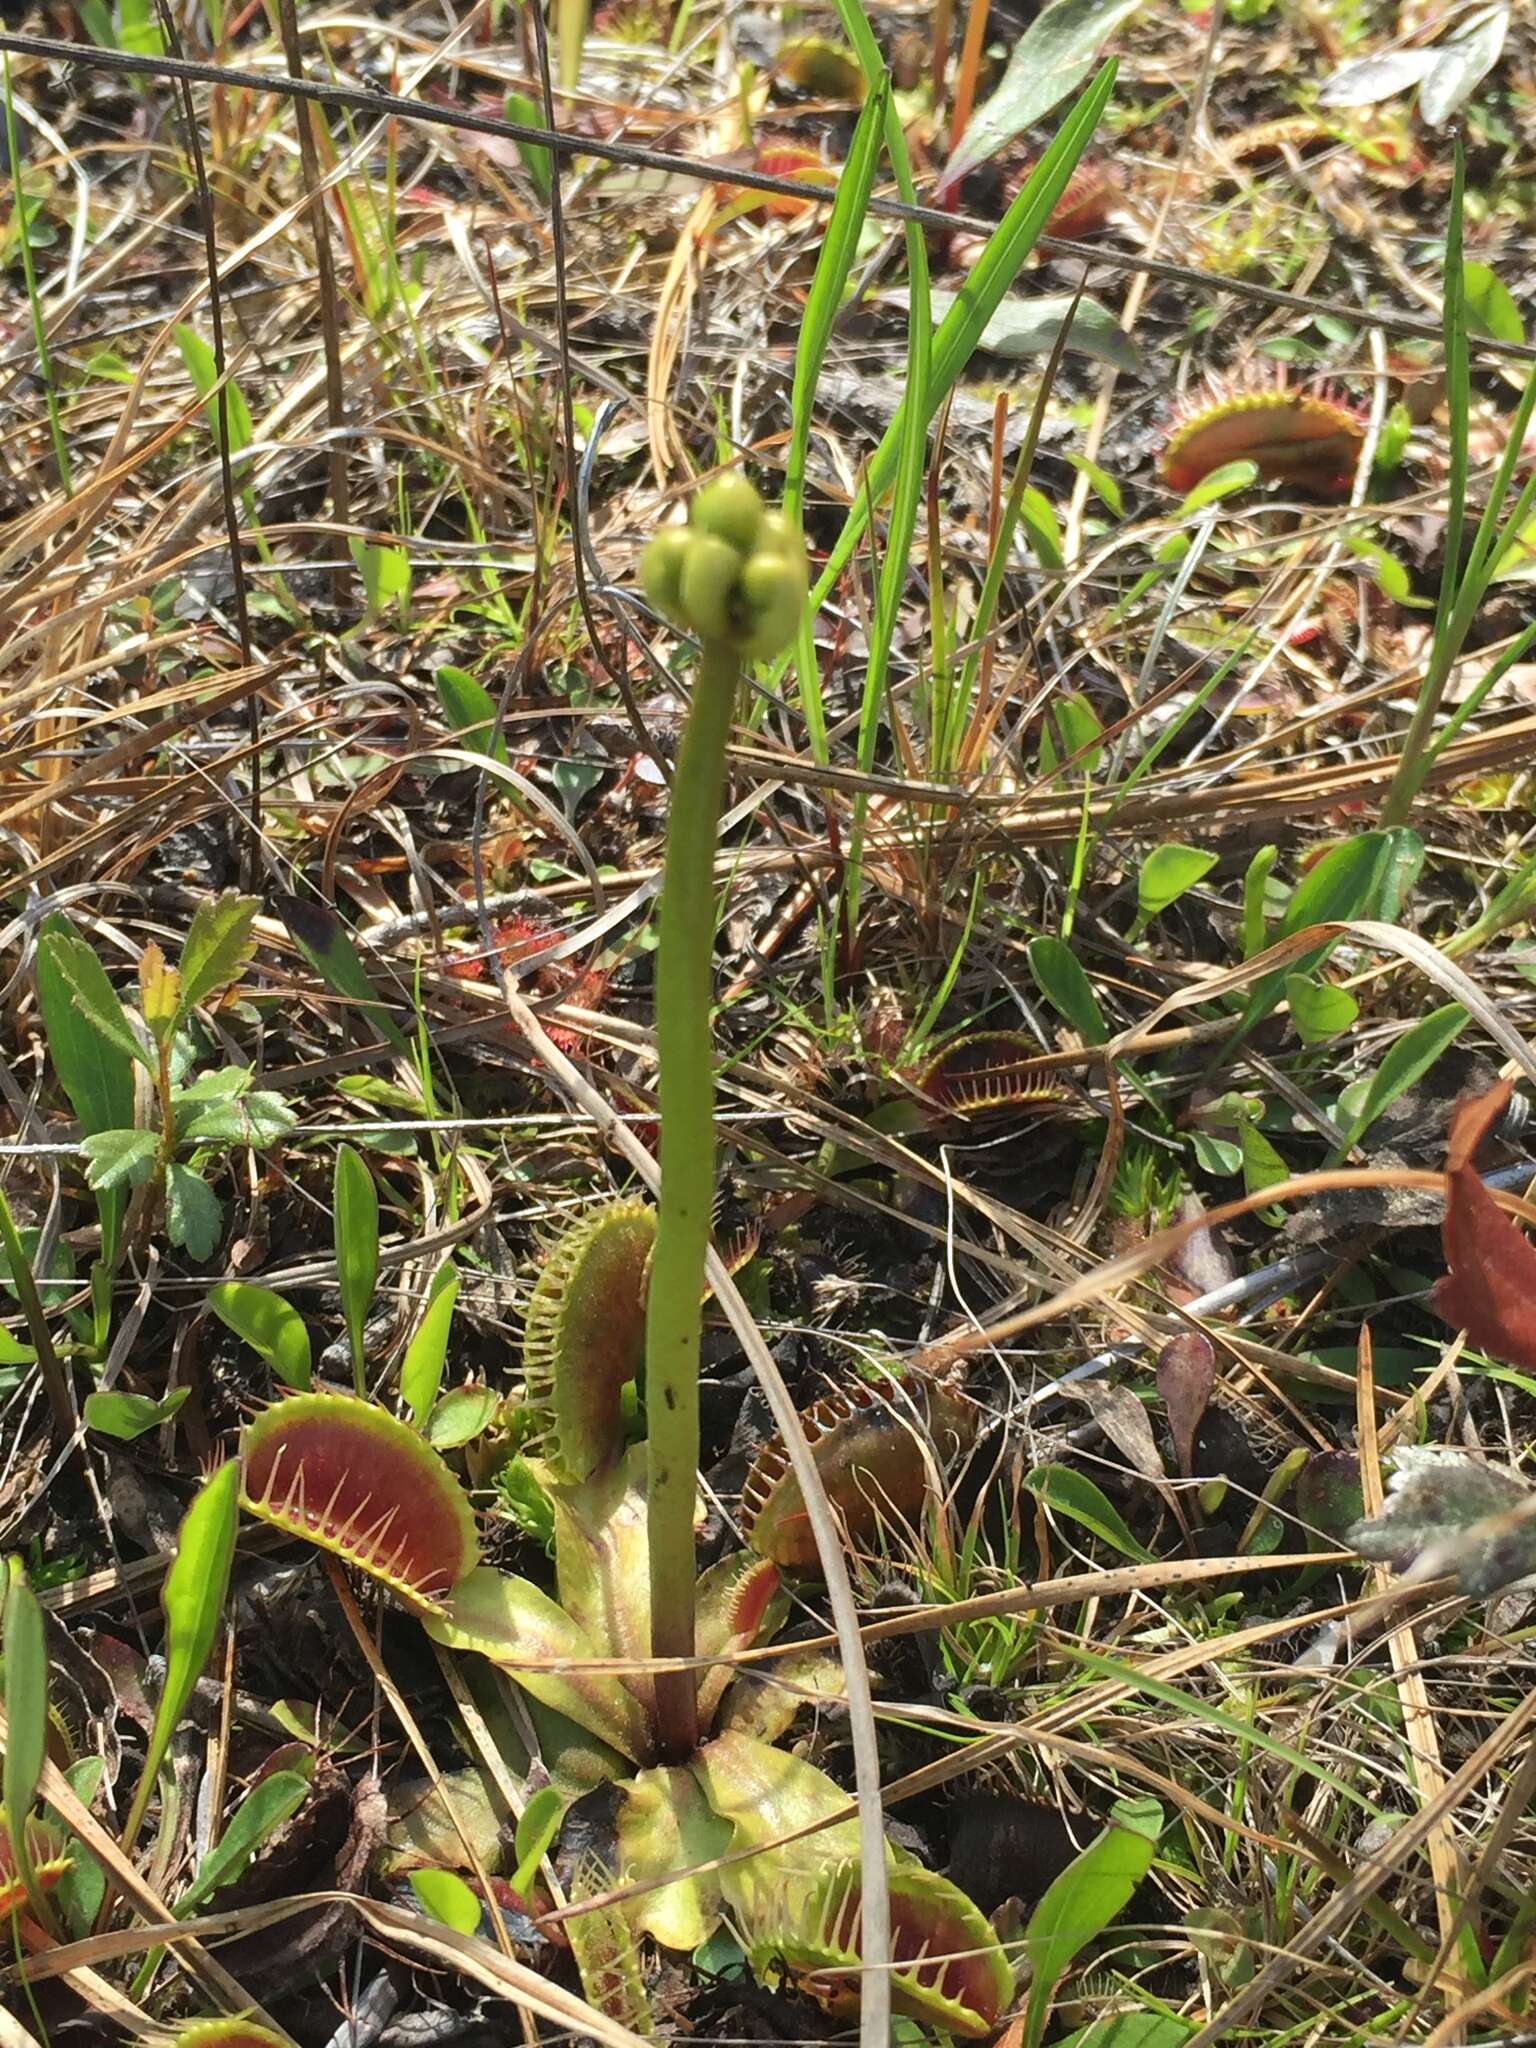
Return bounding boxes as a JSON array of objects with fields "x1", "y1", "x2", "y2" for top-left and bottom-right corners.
[{"x1": 639, "y1": 476, "x2": 807, "y2": 1759}]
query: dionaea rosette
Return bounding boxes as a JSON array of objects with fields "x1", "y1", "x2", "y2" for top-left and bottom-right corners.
[{"x1": 241, "y1": 1391, "x2": 479, "y2": 1612}]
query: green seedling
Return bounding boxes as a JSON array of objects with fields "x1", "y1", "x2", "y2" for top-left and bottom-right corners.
[{"x1": 39, "y1": 895, "x2": 293, "y2": 1262}]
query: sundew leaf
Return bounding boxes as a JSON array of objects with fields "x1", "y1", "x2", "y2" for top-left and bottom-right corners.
[
  {"x1": 334, "y1": 1144, "x2": 379, "y2": 1395},
  {"x1": 208, "y1": 1281, "x2": 312, "y2": 1391},
  {"x1": 1021, "y1": 1796, "x2": 1162, "y2": 2048},
  {"x1": 124, "y1": 1461, "x2": 239, "y2": 1853},
  {"x1": 939, "y1": 0, "x2": 1144, "y2": 194},
  {"x1": 1025, "y1": 1464, "x2": 1152, "y2": 1561}
]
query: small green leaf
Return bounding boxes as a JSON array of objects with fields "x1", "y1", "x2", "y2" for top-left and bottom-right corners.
[
  {"x1": 426, "y1": 1382, "x2": 498, "y2": 1451},
  {"x1": 178, "y1": 891, "x2": 260, "y2": 1015},
  {"x1": 208, "y1": 1281, "x2": 311, "y2": 1390},
  {"x1": 1342, "y1": 534, "x2": 1419, "y2": 605},
  {"x1": 1019, "y1": 485, "x2": 1065, "y2": 568},
  {"x1": 434, "y1": 665, "x2": 509, "y2": 766},
  {"x1": 1065, "y1": 453, "x2": 1123, "y2": 517},
  {"x1": 3, "y1": 1560, "x2": 50, "y2": 1919},
  {"x1": 123, "y1": 1459, "x2": 239, "y2": 1855},
  {"x1": 179, "y1": 1086, "x2": 295, "y2": 1148},
  {"x1": 1284, "y1": 972, "x2": 1359, "y2": 1043},
  {"x1": 1025, "y1": 1463, "x2": 1152, "y2": 1561},
  {"x1": 177, "y1": 1769, "x2": 311, "y2": 1914},
  {"x1": 276, "y1": 892, "x2": 413, "y2": 1056},
  {"x1": 1330, "y1": 1003, "x2": 1469, "y2": 1161},
  {"x1": 511, "y1": 1784, "x2": 565, "y2": 1901},
  {"x1": 504, "y1": 89, "x2": 552, "y2": 199},
  {"x1": 1241, "y1": 844, "x2": 1279, "y2": 958},
  {"x1": 401, "y1": 1266, "x2": 460, "y2": 1427},
  {"x1": 165, "y1": 1163, "x2": 223, "y2": 1260},
  {"x1": 409, "y1": 1865, "x2": 483, "y2": 1935},
  {"x1": 175, "y1": 325, "x2": 254, "y2": 456},
  {"x1": 1191, "y1": 1129, "x2": 1244, "y2": 1177},
  {"x1": 1135, "y1": 843, "x2": 1218, "y2": 929},
  {"x1": 335, "y1": 1145, "x2": 379, "y2": 1396},
  {"x1": 1239, "y1": 1120, "x2": 1289, "y2": 1202},
  {"x1": 1028, "y1": 935, "x2": 1107, "y2": 1044},
  {"x1": 349, "y1": 535, "x2": 412, "y2": 618},
  {"x1": 1179, "y1": 459, "x2": 1259, "y2": 512},
  {"x1": 81, "y1": 1128, "x2": 159, "y2": 1193},
  {"x1": 1462, "y1": 261, "x2": 1523, "y2": 345},
  {"x1": 84, "y1": 1386, "x2": 191, "y2": 1440},
  {"x1": 1020, "y1": 1798, "x2": 1163, "y2": 2048},
  {"x1": 1040, "y1": 691, "x2": 1103, "y2": 777}
]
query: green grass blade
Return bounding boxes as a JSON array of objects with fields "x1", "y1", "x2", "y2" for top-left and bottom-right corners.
[
  {"x1": 121, "y1": 1459, "x2": 239, "y2": 1860},
  {"x1": 770, "y1": 58, "x2": 1116, "y2": 708},
  {"x1": 785, "y1": 79, "x2": 888, "y2": 764},
  {"x1": 3, "y1": 1560, "x2": 55, "y2": 1934}
]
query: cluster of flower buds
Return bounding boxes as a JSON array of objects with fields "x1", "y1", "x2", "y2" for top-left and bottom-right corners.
[{"x1": 640, "y1": 474, "x2": 808, "y2": 660}]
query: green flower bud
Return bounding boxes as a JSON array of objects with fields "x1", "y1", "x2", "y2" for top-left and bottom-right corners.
[
  {"x1": 737, "y1": 549, "x2": 807, "y2": 659},
  {"x1": 690, "y1": 473, "x2": 764, "y2": 556},
  {"x1": 753, "y1": 510, "x2": 800, "y2": 560},
  {"x1": 678, "y1": 534, "x2": 743, "y2": 642},
  {"x1": 640, "y1": 527, "x2": 691, "y2": 621}
]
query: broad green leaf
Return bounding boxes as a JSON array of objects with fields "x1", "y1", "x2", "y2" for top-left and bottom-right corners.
[
  {"x1": 348, "y1": 536, "x2": 411, "y2": 618},
  {"x1": 36, "y1": 926, "x2": 145, "y2": 1071},
  {"x1": 1058, "y1": 2017, "x2": 1192, "y2": 2048},
  {"x1": 503, "y1": 90, "x2": 552, "y2": 199},
  {"x1": 1329, "y1": 1003, "x2": 1469, "y2": 1162},
  {"x1": 1065, "y1": 453, "x2": 1124, "y2": 517},
  {"x1": 1239, "y1": 1120, "x2": 1289, "y2": 1201},
  {"x1": 335, "y1": 1144, "x2": 378, "y2": 1395},
  {"x1": 1342, "y1": 535, "x2": 1420, "y2": 605},
  {"x1": 123, "y1": 1459, "x2": 239, "y2": 1853},
  {"x1": 1135, "y1": 844, "x2": 1218, "y2": 928},
  {"x1": 53, "y1": 1758, "x2": 107, "y2": 1935},
  {"x1": 276, "y1": 891, "x2": 412, "y2": 1056},
  {"x1": 1021, "y1": 1798, "x2": 1162, "y2": 2048},
  {"x1": 177, "y1": 1768, "x2": 312, "y2": 1913},
  {"x1": 1028, "y1": 936, "x2": 1107, "y2": 1044},
  {"x1": 3, "y1": 1560, "x2": 50, "y2": 1918},
  {"x1": 0, "y1": 1329, "x2": 35, "y2": 1364},
  {"x1": 401, "y1": 1265, "x2": 459, "y2": 1426},
  {"x1": 84, "y1": 1386, "x2": 191, "y2": 1440},
  {"x1": 939, "y1": 0, "x2": 1143, "y2": 192},
  {"x1": 179, "y1": 1086, "x2": 296, "y2": 1147},
  {"x1": 891, "y1": 288, "x2": 1140, "y2": 372},
  {"x1": 1025, "y1": 1463, "x2": 1152, "y2": 1561},
  {"x1": 409, "y1": 1865, "x2": 483, "y2": 1936},
  {"x1": 1040, "y1": 691, "x2": 1104, "y2": 778},
  {"x1": 175, "y1": 324, "x2": 254, "y2": 456},
  {"x1": 178, "y1": 891, "x2": 259, "y2": 1015},
  {"x1": 616, "y1": 1764, "x2": 732, "y2": 1948},
  {"x1": 434, "y1": 665, "x2": 509, "y2": 766},
  {"x1": 1191, "y1": 1128, "x2": 1243, "y2": 1176},
  {"x1": 1179, "y1": 460, "x2": 1258, "y2": 513},
  {"x1": 1463, "y1": 261, "x2": 1523, "y2": 346},
  {"x1": 81, "y1": 1127, "x2": 159, "y2": 1192},
  {"x1": 165, "y1": 1163, "x2": 222, "y2": 1260},
  {"x1": 208, "y1": 1281, "x2": 311, "y2": 1390},
  {"x1": 1284, "y1": 973, "x2": 1359, "y2": 1044}
]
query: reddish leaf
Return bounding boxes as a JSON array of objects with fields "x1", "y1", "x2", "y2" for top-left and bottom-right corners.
[
  {"x1": 1157, "y1": 1332, "x2": 1217, "y2": 1479},
  {"x1": 1432, "y1": 1080, "x2": 1536, "y2": 1371}
]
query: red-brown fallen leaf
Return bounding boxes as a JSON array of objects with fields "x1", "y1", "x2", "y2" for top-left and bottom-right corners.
[{"x1": 1432, "y1": 1079, "x2": 1536, "y2": 1370}]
